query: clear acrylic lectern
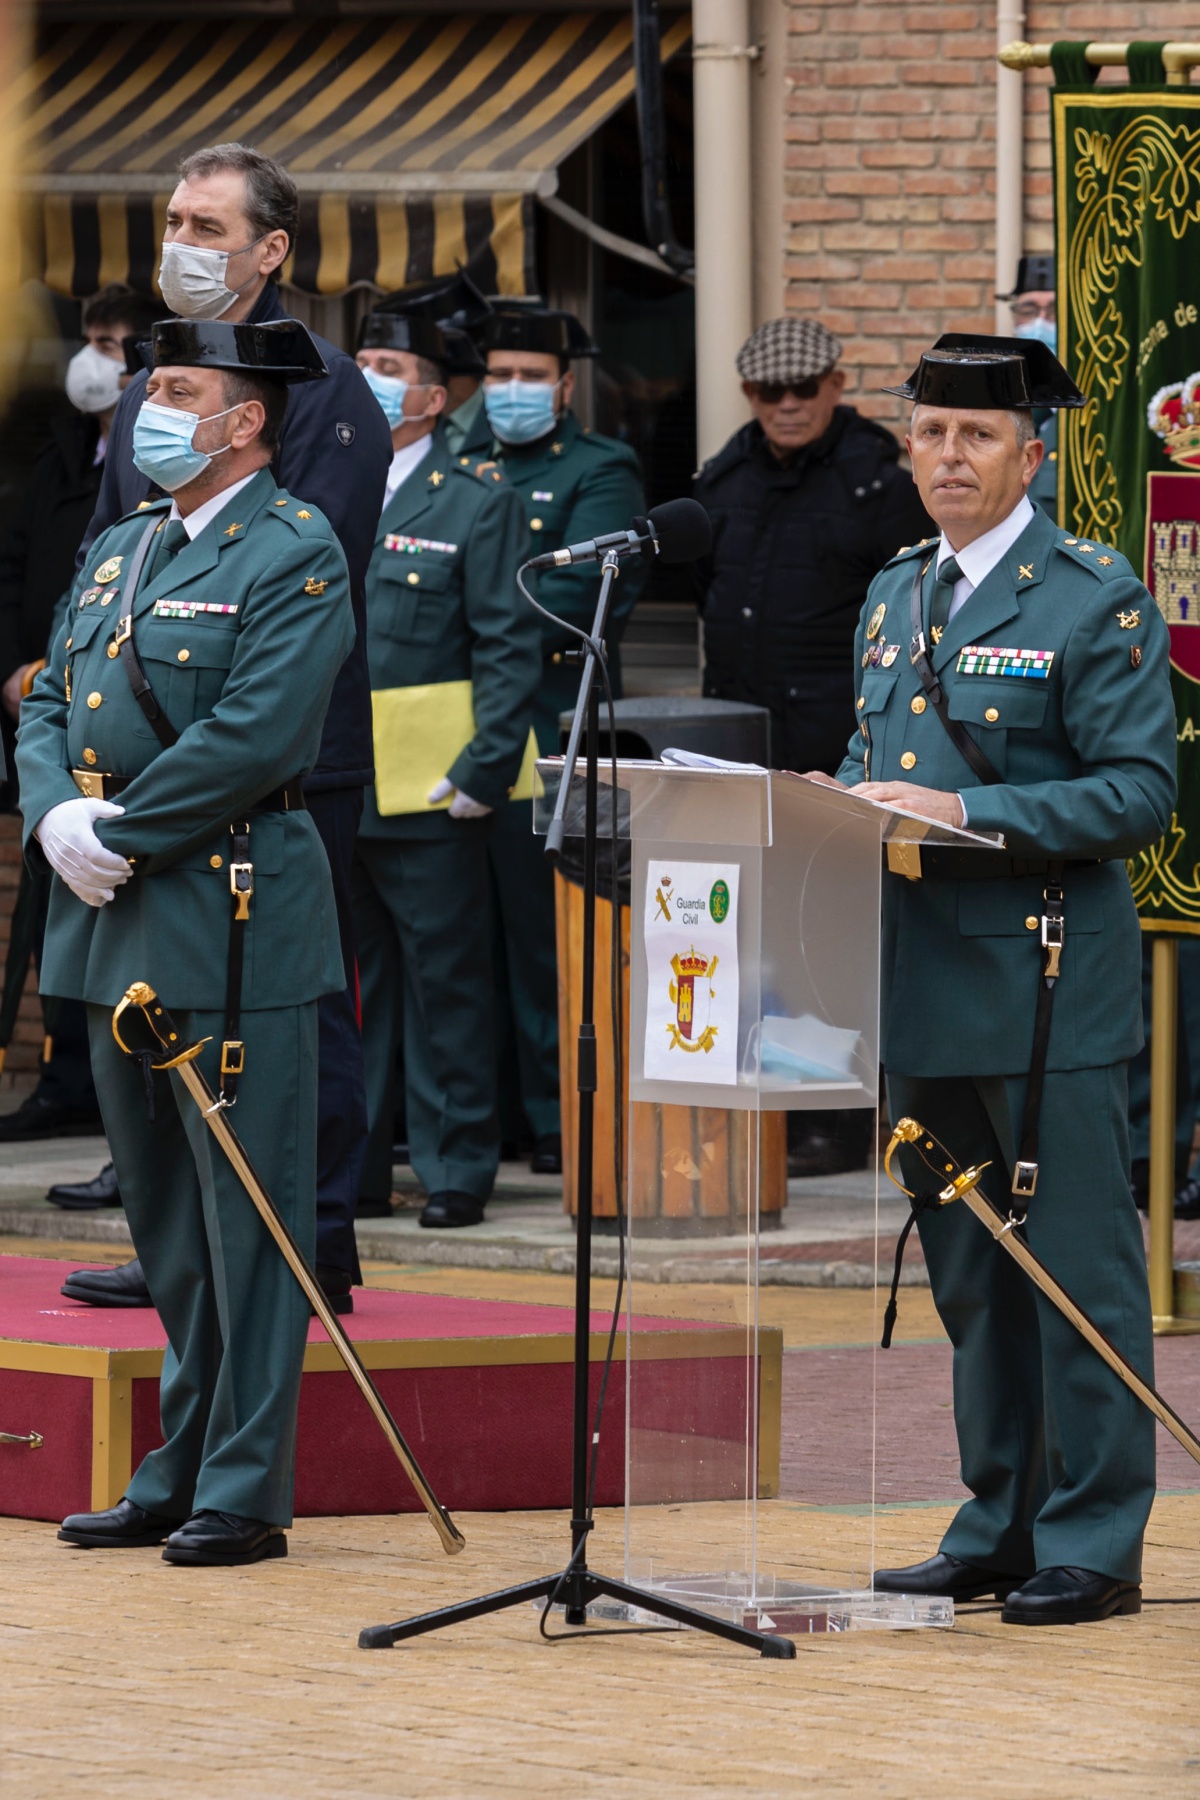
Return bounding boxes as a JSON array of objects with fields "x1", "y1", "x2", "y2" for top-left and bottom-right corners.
[{"x1": 537, "y1": 759, "x2": 1002, "y2": 1634}]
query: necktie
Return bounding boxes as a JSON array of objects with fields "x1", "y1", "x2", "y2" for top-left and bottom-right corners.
[
  {"x1": 149, "y1": 518, "x2": 189, "y2": 581},
  {"x1": 929, "y1": 554, "x2": 963, "y2": 645}
]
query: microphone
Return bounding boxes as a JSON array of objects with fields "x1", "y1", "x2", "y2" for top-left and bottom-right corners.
[{"x1": 524, "y1": 496, "x2": 711, "y2": 571}]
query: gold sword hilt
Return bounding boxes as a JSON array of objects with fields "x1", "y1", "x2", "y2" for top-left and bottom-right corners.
[
  {"x1": 883, "y1": 1115, "x2": 990, "y2": 1206},
  {"x1": 112, "y1": 982, "x2": 210, "y2": 1071}
]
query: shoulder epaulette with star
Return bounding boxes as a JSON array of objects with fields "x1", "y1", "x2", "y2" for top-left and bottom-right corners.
[
  {"x1": 1055, "y1": 533, "x2": 1127, "y2": 579},
  {"x1": 884, "y1": 536, "x2": 934, "y2": 568},
  {"x1": 452, "y1": 459, "x2": 504, "y2": 486},
  {"x1": 265, "y1": 492, "x2": 333, "y2": 537}
]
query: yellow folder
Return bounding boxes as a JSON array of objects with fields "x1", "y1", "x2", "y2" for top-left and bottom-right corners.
[{"x1": 372, "y1": 679, "x2": 539, "y2": 816}]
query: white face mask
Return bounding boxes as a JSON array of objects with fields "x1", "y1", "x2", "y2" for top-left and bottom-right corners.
[
  {"x1": 65, "y1": 342, "x2": 124, "y2": 415},
  {"x1": 158, "y1": 237, "x2": 264, "y2": 322}
]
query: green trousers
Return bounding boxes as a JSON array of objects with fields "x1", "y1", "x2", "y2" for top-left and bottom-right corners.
[
  {"x1": 486, "y1": 798, "x2": 561, "y2": 1141},
  {"x1": 88, "y1": 1002, "x2": 318, "y2": 1527},
  {"x1": 353, "y1": 825, "x2": 499, "y2": 1204},
  {"x1": 888, "y1": 1063, "x2": 1155, "y2": 1583}
]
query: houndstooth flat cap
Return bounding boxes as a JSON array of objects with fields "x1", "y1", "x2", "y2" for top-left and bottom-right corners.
[{"x1": 736, "y1": 317, "x2": 842, "y2": 383}]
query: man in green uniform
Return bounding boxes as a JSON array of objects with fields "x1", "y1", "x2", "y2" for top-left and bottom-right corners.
[
  {"x1": 18, "y1": 317, "x2": 353, "y2": 1565},
  {"x1": 352, "y1": 310, "x2": 538, "y2": 1229},
  {"x1": 828, "y1": 336, "x2": 1176, "y2": 1624},
  {"x1": 477, "y1": 305, "x2": 647, "y2": 1172},
  {"x1": 371, "y1": 271, "x2": 495, "y2": 461}
]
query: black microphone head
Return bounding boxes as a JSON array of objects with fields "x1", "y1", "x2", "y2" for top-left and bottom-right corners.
[{"x1": 644, "y1": 497, "x2": 712, "y2": 564}]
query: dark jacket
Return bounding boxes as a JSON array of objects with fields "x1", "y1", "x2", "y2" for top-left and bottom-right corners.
[
  {"x1": 693, "y1": 406, "x2": 932, "y2": 774},
  {"x1": 75, "y1": 284, "x2": 392, "y2": 790},
  {"x1": 0, "y1": 412, "x2": 104, "y2": 682}
]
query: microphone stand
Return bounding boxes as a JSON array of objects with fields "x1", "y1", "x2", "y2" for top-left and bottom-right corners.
[{"x1": 359, "y1": 550, "x2": 794, "y2": 1659}]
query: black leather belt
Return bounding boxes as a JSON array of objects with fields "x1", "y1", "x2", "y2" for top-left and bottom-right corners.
[
  {"x1": 884, "y1": 844, "x2": 1100, "y2": 882},
  {"x1": 71, "y1": 770, "x2": 306, "y2": 813}
]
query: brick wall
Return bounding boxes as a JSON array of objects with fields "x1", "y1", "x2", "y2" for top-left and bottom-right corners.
[
  {"x1": 783, "y1": 2, "x2": 1193, "y2": 430},
  {"x1": 0, "y1": 811, "x2": 44, "y2": 1075}
]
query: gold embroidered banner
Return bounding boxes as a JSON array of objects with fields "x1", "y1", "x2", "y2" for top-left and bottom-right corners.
[{"x1": 1055, "y1": 85, "x2": 1200, "y2": 928}]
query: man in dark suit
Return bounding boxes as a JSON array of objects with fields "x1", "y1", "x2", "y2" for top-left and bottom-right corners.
[{"x1": 54, "y1": 142, "x2": 391, "y2": 1316}]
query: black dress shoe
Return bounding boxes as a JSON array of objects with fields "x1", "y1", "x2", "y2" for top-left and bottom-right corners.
[
  {"x1": 61, "y1": 1257, "x2": 152, "y2": 1308},
  {"x1": 1001, "y1": 1566, "x2": 1141, "y2": 1625},
  {"x1": 530, "y1": 1132, "x2": 563, "y2": 1176},
  {"x1": 314, "y1": 1263, "x2": 354, "y2": 1317},
  {"x1": 1176, "y1": 1177, "x2": 1200, "y2": 1220},
  {"x1": 872, "y1": 1551, "x2": 1025, "y2": 1601},
  {"x1": 46, "y1": 1160, "x2": 122, "y2": 1211},
  {"x1": 59, "y1": 1496, "x2": 177, "y2": 1548},
  {"x1": 0, "y1": 1094, "x2": 104, "y2": 1142},
  {"x1": 356, "y1": 1194, "x2": 394, "y2": 1219},
  {"x1": 420, "y1": 1190, "x2": 486, "y2": 1229},
  {"x1": 162, "y1": 1510, "x2": 287, "y2": 1566}
]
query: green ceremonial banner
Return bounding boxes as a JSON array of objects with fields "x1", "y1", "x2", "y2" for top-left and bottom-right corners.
[{"x1": 1054, "y1": 76, "x2": 1200, "y2": 931}]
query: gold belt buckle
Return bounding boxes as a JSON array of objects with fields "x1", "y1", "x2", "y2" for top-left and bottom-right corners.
[
  {"x1": 220, "y1": 1040, "x2": 245, "y2": 1077},
  {"x1": 72, "y1": 768, "x2": 107, "y2": 801}
]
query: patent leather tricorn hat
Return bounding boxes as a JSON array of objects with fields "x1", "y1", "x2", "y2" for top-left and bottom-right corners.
[
  {"x1": 151, "y1": 318, "x2": 328, "y2": 383},
  {"x1": 883, "y1": 333, "x2": 1084, "y2": 409}
]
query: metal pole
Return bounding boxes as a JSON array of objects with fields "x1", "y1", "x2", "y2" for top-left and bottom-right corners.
[
  {"x1": 994, "y1": 0, "x2": 1026, "y2": 332},
  {"x1": 1149, "y1": 934, "x2": 1179, "y2": 1330},
  {"x1": 693, "y1": 0, "x2": 754, "y2": 462}
]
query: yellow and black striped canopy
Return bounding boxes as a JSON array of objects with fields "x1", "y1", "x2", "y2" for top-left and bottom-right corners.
[{"x1": 18, "y1": 12, "x2": 691, "y2": 298}]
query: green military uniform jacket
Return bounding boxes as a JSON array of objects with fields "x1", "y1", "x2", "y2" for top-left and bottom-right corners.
[
  {"x1": 17, "y1": 466, "x2": 353, "y2": 1009},
  {"x1": 360, "y1": 428, "x2": 539, "y2": 838},
  {"x1": 495, "y1": 409, "x2": 647, "y2": 745},
  {"x1": 836, "y1": 503, "x2": 1177, "y2": 1077}
]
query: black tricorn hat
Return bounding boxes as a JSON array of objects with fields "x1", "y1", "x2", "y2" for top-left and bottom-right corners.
[
  {"x1": 356, "y1": 312, "x2": 448, "y2": 365},
  {"x1": 123, "y1": 334, "x2": 152, "y2": 377},
  {"x1": 151, "y1": 318, "x2": 327, "y2": 383},
  {"x1": 372, "y1": 270, "x2": 491, "y2": 375},
  {"x1": 476, "y1": 305, "x2": 598, "y2": 360},
  {"x1": 998, "y1": 252, "x2": 1055, "y2": 300},
  {"x1": 882, "y1": 333, "x2": 1084, "y2": 410}
]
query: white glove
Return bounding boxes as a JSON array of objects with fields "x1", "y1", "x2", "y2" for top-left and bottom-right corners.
[
  {"x1": 427, "y1": 776, "x2": 493, "y2": 820},
  {"x1": 35, "y1": 798, "x2": 132, "y2": 907}
]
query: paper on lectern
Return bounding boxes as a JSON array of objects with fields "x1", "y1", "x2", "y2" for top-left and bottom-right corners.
[{"x1": 641, "y1": 859, "x2": 740, "y2": 1084}]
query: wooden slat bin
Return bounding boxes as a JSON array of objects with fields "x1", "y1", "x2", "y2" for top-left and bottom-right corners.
[{"x1": 554, "y1": 872, "x2": 786, "y2": 1231}]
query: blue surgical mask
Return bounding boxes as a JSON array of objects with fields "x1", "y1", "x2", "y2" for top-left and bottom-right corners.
[
  {"x1": 484, "y1": 378, "x2": 560, "y2": 446},
  {"x1": 362, "y1": 365, "x2": 410, "y2": 429},
  {"x1": 131, "y1": 399, "x2": 237, "y2": 493},
  {"x1": 1015, "y1": 316, "x2": 1057, "y2": 354}
]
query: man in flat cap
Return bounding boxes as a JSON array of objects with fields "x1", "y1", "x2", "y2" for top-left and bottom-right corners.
[
  {"x1": 696, "y1": 316, "x2": 931, "y2": 1177},
  {"x1": 829, "y1": 334, "x2": 1176, "y2": 1624},
  {"x1": 19, "y1": 317, "x2": 354, "y2": 1565},
  {"x1": 476, "y1": 305, "x2": 648, "y2": 1176},
  {"x1": 351, "y1": 308, "x2": 538, "y2": 1229}
]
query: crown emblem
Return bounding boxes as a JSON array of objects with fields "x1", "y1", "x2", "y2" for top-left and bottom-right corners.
[{"x1": 1148, "y1": 374, "x2": 1200, "y2": 470}]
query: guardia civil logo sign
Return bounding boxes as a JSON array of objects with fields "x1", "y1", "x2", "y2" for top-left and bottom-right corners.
[
  {"x1": 642, "y1": 862, "x2": 740, "y2": 1086},
  {"x1": 709, "y1": 879, "x2": 730, "y2": 924}
]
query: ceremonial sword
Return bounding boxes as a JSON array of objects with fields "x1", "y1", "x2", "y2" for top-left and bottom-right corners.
[
  {"x1": 884, "y1": 1116, "x2": 1200, "y2": 1469},
  {"x1": 111, "y1": 982, "x2": 465, "y2": 1556}
]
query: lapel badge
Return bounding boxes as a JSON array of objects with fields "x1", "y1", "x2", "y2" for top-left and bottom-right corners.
[
  {"x1": 550, "y1": 442, "x2": 564, "y2": 456},
  {"x1": 1018, "y1": 563, "x2": 1034, "y2": 581},
  {"x1": 866, "y1": 602, "x2": 886, "y2": 641},
  {"x1": 881, "y1": 643, "x2": 900, "y2": 667},
  {"x1": 222, "y1": 522, "x2": 243, "y2": 538},
  {"x1": 930, "y1": 624, "x2": 943, "y2": 646},
  {"x1": 1118, "y1": 608, "x2": 1141, "y2": 629},
  {"x1": 304, "y1": 577, "x2": 328, "y2": 596},
  {"x1": 428, "y1": 470, "x2": 445, "y2": 487},
  {"x1": 1131, "y1": 645, "x2": 1143, "y2": 669},
  {"x1": 869, "y1": 641, "x2": 884, "y2": 666},
  {"x1": 92, "y1": 555, "x2": 123, "y2": 584}
]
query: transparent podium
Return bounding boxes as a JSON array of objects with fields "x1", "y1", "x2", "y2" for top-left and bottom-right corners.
[{"x1": 537, "y1": 759, "x2": 1002, "y2": 1636}]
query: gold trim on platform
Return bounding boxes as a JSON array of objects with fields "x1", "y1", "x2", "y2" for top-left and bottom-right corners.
[{"x1": 91, "y1": 1375, "x2": 131, "y2": 1511}]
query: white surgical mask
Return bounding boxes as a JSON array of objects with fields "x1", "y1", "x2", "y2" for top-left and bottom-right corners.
[
  {"x1": 158, "y1": 238, "x2": 264, "y2": 322},
  {"x1": 65, "y1": 343, "x2": 124, "y2": 415}
]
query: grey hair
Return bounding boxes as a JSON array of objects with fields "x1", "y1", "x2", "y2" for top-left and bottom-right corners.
[
  {"x1": 177, "y1": 143, "x2": 298, "y2": 282},
  {"x1": 910, "y1": 406, "x2": 1036, "y2": 447}
]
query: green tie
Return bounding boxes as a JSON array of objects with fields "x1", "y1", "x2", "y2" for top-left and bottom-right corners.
[
  {"x1": 149, "y1": 517, "x2": 189, "y2": 580},
  {"x1": 929, "y1": 554, "x2": 963, "y2": 645}
]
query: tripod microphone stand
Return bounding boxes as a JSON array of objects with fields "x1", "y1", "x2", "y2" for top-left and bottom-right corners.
[{"x1": 359, "y1": 545, "x2": 795, "y2": 1660}]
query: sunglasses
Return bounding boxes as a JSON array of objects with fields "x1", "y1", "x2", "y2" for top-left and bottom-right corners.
[{"x1": 751, "y1": 377, "x2": 824, "y2": 403}]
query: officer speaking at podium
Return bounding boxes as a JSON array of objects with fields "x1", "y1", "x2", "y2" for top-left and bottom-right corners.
[{"x1": 828, "y1": 335, "x2": 1177, "y2": 1625}]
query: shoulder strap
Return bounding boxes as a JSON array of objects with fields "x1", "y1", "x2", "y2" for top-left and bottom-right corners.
[
  {"x1": 908, "y1": 558, "x2": 1002, "y2": 788},
  {"x1": 115, "y1": 518, "x2": 179, "y2": 750}
]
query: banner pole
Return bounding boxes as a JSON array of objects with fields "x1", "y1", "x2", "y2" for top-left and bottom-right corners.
[{"x1": 1149, "y1": 935, "x2": 1179, "y2": 1330}]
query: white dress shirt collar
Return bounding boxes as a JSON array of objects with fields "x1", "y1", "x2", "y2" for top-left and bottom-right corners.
[
  {"x1": 169, "y1": 470, "x2": 261, "y2": 541},
  {"x1": 384, "y1": 432, "x2": 434, "y2": 505},
  {"x1": 936, "y1": 495, "x2": 1036, "y2": 623}
]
